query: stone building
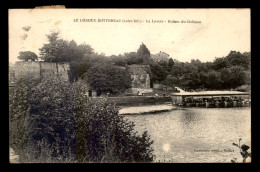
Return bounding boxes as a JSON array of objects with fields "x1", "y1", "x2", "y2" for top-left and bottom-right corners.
[{"x1": 126, "y1": 65, "x2": 153, "y2": 94}]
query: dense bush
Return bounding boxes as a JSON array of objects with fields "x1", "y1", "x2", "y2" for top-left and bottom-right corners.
[
  {"x1": 9, "y1": 78, "x2": 154, "y2": 163},
  {"x1": 76, "y1": 99, "x2": 154, "y2": 162},
  {"x1": 26, "y1": 79, "x2": 81, "y2": 162},
  {"x1": 9, "y1": 78, "x2": 41, "y2": 162}
]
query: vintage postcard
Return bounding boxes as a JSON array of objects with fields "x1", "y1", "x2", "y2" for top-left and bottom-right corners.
[{"x1": 9, "y1": 8, "x2": 251, "y2": 163}]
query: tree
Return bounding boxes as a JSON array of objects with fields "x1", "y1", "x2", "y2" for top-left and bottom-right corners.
[
  {"x1": 69, "y1": 53, "x2": 104, "y2": 82},
  {"x1": 213, "y1": 51, "x2": 250, "y2": 71},
  {"x1": 170, "y1": 62, "x2": 184, "y2": 80},
  {"x1": 219, "y1": 66, "x2": 246, "y2": 89},
  {"x1": 213, "y1": 57, "x2": 229, "y2": 71},
  {"x1": 109, "y1": 43, "x2": 151, "y2": 65},
  {"x1": 204, "y1": 70, "x2": 222, "y2": 89},
  {"x1": 39, "y1": 31, "x2": 95, "y2": 82},
  {"x1": 86, "y1": 63, "x2": 132, "y2": 95},
  {"x1": 161, "y1": 75, "x2": 177, "y2": 87},
  {"x1": 150, "y1": 63, "x2": 168, "y2": 84},
  {"x1": 168, "y1": 58, "x2": 174, "y2": 68},
  {"x1": 137, "y1": 43, "x2": 151, "y2": 64},
  {"x1": 39, "y1": 31, "x2": 70, "y2": 62},
  {"x1": 17, "y1": 51, "x2": 38, "y2": 61},
  {"x1": 228, "y1": 66, "x2": 247, "y2": 88},
  {"x1": 108, "y1": 55, "x2": 127, "y2": 66},
  {"x1": 73, "y1": 42, "x2": 94, "y2": 62},
  {"x1": 226, "y1": 51, "x2": 250, "y2": 70},
  {"x1": 39, "y1": 31, "x2": 93, "y2": 62},
  {"x1": 158, "y1": 60, "x2": 168, "y2": 67},
  {"x1": 124, "y1": 52, "x2": 143, "y2": 65}
]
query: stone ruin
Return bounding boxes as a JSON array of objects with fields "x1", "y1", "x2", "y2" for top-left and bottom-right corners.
[
  {"x1": 126, "y1": 64, "x2": 153, "y2": 94},
  {"x1": 14, "y1": 61, "x2": 70, "y2": 82},
  {"x1": 12, "y1": 62, "x2": 153, "y2": 96}
]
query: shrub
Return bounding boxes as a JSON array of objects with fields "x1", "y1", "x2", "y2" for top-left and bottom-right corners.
[
  {"x1": 26, "y1": 78, "x2": 79, "y2": 162},
  {"x1": 9, "y1": 78, "x2": 41, "y2": 162},
  {"x1": 76, "y1": 99, "x2": 154, "y2": 162},
  {"x1": 9, "y1": 78, "x2": 154, "y2": 163}
]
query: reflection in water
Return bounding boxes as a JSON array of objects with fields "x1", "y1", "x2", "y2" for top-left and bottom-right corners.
[
  {"x1": 180, "y1": 109, "x2": 202, "y2": 127},
  {"x1": 181, "y1": 109, "x2": 196, "y2": 123},
  {"x1": 124, "y1": 108, "x2": 251, "y2": 163},
  {"x1": 162, "y1": 143, "x2": 171, "y2": 152}
]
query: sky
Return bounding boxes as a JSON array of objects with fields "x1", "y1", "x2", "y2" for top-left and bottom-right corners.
[{"x1": 9, "y1": 9, "x2": 250, "y2": 64}]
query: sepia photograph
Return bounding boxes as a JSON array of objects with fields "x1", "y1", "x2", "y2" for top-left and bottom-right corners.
[{"x1": 9, "y1": 8, "x2": 251, "y2": 163}]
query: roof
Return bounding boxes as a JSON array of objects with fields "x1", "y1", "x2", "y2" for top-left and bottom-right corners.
[{"x1": 171, "y1": 91, "x2": 250, "y2": 96}]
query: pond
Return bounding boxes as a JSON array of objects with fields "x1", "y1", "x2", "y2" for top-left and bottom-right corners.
[{"x1": 124, "y1": 107, "x2": 251, "y2": 163}]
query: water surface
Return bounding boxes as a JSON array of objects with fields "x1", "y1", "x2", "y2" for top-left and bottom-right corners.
[{"x1": 124, "y1": 107, "x2": 251, "y2": 163}]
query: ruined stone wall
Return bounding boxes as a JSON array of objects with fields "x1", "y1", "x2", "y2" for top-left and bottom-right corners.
[
  {"x1": 14, "y1": 61, "x2": 70, "y2": 81},
  {"x1": 15, "y1": 61, "x2": 41, "y2": 80},
  {"x1": 40, "y1": 62, "x2": 59, "y2": 79},
  {"x1": 131, "y1": 74, "x2": 150, "y2": 89},
  {"x1": 126, "y1": 65, "x2": 151, "y2": 91}
]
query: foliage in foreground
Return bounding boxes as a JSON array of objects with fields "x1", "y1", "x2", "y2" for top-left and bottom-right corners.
[
  {"x1": 9, "y1": 78, "x2": 154, "y2": 163},
  {"x1": 76, "y1": 99, "x2": 154, "y2": 162}
]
